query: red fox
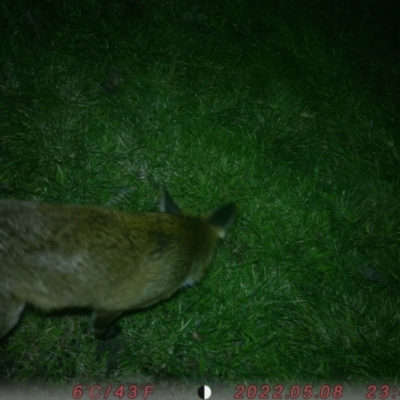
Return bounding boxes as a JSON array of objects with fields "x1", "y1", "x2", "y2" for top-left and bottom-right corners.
[{"x1": 0, "y1": 192, "x2": 236, "y2": 340}]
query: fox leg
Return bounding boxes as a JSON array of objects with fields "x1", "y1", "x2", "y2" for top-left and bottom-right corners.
[
  {"x1": 92, "y1": 310, "x2": 122, "y2": 340},
  {"x1": 0, "y1": 292, "x2": 25, "y2": 340}
]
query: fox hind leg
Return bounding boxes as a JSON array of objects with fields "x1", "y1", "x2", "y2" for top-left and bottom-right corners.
[{"x1": 0, "y1": 293, "x2": 25, "y2": 340}]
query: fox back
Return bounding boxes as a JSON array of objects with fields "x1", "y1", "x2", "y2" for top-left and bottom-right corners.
[{"x1": 0, "y1": 192, "x2": 236, "y2": 340}]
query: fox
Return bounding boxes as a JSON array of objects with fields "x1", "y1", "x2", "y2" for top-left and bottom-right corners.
[{"x1": 0, "y1": 191, "x2": 236, "y2": 340}]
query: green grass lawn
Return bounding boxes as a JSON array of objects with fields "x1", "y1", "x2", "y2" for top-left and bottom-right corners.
[{"x1": 1, "y1": 0, "x2": 400, "y2": 397}]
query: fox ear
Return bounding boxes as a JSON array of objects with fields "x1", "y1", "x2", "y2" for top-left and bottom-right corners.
[
  {"x1": 207, "y1": 203, "x2": 236, "y2": 239},
  {"x1": 160, "y1": 191, "x2": 183, "y2": 216}
]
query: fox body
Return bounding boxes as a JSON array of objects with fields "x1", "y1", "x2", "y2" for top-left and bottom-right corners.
[{"x1": 0, "y1": 192, "x2": 235, "y2": 340}]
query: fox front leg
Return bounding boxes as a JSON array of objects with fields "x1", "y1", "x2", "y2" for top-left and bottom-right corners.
[{"x1": 92, "y1": 310, "x2": 123, "y2": 340}]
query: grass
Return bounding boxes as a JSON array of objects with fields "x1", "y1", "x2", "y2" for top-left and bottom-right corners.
[{"x1": 1, "y1": 0, "x2": 400, "y2": 396}]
